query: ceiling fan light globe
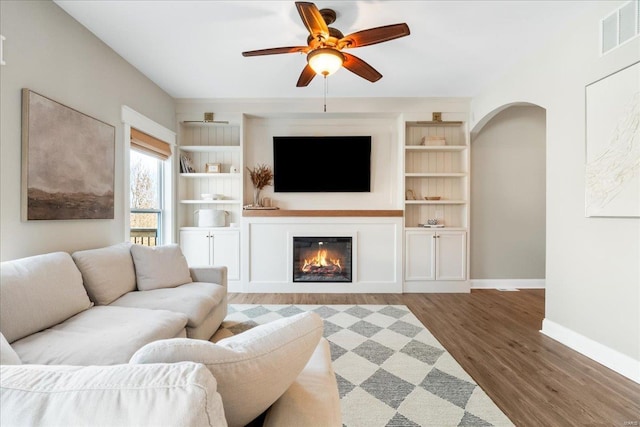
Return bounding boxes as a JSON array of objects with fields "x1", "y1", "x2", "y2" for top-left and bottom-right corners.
[{"x1": 307, "y1": 48, "x2": 344, "y2": 76}]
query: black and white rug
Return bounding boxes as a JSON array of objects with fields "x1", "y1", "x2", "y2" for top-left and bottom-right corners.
[{"x1": 216, "y1": 304, "x2": 513, "y2": 427}]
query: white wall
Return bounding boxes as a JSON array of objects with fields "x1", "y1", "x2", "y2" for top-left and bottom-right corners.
[
  {"x1": 471, "y1": 105, "x2": 546, "y2": 280},
  {"x1": 0, "y1": 1, "x2": 175, "y2": 260},
  {"x1": 471, "y1": 1, "x2": 639, "y2": 379}
]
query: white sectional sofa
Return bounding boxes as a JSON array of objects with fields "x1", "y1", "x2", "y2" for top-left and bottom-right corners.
[
  {"x1": 0, "y1": 243, "x2": 342, "y2": 426},
  {"x1": 1, "y1": 243, "x2": 227, "y2": 365}
]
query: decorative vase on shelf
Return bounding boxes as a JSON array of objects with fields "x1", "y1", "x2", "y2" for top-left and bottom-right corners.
[
  {"x1": 247, "y1": 164, "x2": 273, "y2": 208},
  {"x1": 253, "y1": 188, "x2": 262, "y2": 207}
]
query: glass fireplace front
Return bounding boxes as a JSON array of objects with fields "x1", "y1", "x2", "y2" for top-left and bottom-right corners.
[{"x1": 293, "y1": 237, "x2": 352, "y2": 282}]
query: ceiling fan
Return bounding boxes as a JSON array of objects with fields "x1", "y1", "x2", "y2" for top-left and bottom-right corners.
[{"x1": 242, "y1": 1, "x2": 410, "y2": 87}]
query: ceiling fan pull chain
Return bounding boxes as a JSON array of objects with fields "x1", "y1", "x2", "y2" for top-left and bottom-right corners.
[{"x1": 323, "y1": 75, "x2": 327, "y2": 112}]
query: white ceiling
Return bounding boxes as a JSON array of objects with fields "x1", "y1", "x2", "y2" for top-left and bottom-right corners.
[{"x1": 55, "y1": 0, "x2": 596, "y2": 100}]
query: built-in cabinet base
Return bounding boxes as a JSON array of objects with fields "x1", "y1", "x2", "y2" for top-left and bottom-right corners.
[
  {"x1": 404, "y1": 229, "x2": 469, "y2": 293},
  {"x1": 180, "y1": 228, "x2": 240, "y2": 282}
]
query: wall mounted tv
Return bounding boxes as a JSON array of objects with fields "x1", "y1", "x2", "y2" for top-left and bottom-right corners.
[{"x1": 273, "y1": 136, "x2": 371, "y2": 192}]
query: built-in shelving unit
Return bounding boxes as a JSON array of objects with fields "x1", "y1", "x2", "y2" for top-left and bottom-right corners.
[
  {"x1": 403, "y1": 119, "x2": 470, "y2": 292},
  {"x1": 176, "y1": 117, "x2": 243, "y2": 286}
]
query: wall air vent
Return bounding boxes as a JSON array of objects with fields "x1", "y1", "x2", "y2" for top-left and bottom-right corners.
[{"x1": 601, "y1": 0, "x2": 639, "y2": 54}]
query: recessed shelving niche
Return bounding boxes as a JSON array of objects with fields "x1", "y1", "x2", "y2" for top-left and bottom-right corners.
[
  {"x1": 403, "y1": 121, "x2": 469, "y2": 229},
  {"x1": 177, "y1": 121, "x2": 243, "y2": 228}
]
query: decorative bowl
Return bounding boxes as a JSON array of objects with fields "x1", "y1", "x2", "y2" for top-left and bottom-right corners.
[{"x1": 425, "y1": 196, "x2": 441, "y2": 200}]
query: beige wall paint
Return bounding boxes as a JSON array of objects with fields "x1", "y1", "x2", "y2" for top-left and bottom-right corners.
[
  {"x1": 471, "y1": 105, "x2": 546, "y2": 280},
  {"x1": 471, "y1": 1, "x2": 639, "y2": 365},
  {"x1": 0, "y1": 1, "x2": 175, "y2": 261}
]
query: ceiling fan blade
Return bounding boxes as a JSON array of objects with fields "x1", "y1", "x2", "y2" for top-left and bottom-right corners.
[
  {"x1": 242, "y1": 46, "x2": 308, "y2": 57},
  {"x1": 340, "y1": 23, "x2": 410, "y2": 49},
  {"x1": 342, "y1": 53, "x2": 383, "y2": 82},
  {"x1": 296, "y1": 64, "x2": 316, "y2": 87},
  {"x1": 295, "y1": 2, "x2": 329, "y2": 40}
]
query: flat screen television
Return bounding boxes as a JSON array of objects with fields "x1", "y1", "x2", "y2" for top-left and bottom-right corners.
[{"x1": 273, "y1": 136, "x2": 371, "y2": 192}]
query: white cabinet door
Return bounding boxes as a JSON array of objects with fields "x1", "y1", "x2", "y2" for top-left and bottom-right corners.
[
  {"x1": 212, "y1": 231, "x2": 240, "y2": 281},
  {"x1": 405, "y1": 230, "x2": 436, "y2": 281},
  {"x1": 180, "y1": 229, "x2": 212, "y2": 266},
  {"x1": 436, "y1": 231, "x2": 467, "y2": 280}
]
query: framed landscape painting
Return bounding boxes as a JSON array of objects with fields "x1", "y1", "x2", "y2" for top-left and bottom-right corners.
[
  {"x1": 21, "y1": 89, "x2": 115, "y2": 220},
  {"x1": 585, "y1": 61, "x2": 640, "y2": 217}
]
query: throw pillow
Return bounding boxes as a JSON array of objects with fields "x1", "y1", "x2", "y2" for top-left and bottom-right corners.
[
  {"x1": 0, "y1": 252, "x2": 93, "y2": 343},
  {"x1": 1, "y1": 333, "x2": 22, "y2": 365},
  {"x1": 130, "y1": 244, "x2": 192, "y2": 291},
  {"x1": 130, "y1": 311, "x2": 323, "y2": 427},
  {"x1": 72, "y1": 243, "x2": 136, "y2": 305}
]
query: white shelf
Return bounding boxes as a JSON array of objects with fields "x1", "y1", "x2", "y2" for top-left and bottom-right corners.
[
  {"x1": 405, "y1": 145, "x2": 467, "y2": 151},
  {"x1": 181, "y1": 121, "x2": 232, "y2": 127},
  {"x1": 180, "y1": 226, "x2": 240, "y2": 231},
  {"x1": 180, "y1": 200, "x2": 242, "y2": 205},
  {"x1": 404, "y1": 200, "x2": 467, "y2": 205},
  {"x1": 405, "y1": 227, "x2": 468, "y2": 231},
  {"x1": 406, "y1": 121, "x2": 464, "y2": 127},
  {"x1": 405, "y1": 173, "x2": 467, "y2": 177},
  {"x1": 179, "y1": 145, "x2": 240, "y2": 153},
  {"x1": 179, "y1": 173, "x2": 241, "y2": 178}
]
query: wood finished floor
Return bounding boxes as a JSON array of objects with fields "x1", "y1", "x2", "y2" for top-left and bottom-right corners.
[{"x1": 228, "y1": 290, "x2": 640, "y2": 427}]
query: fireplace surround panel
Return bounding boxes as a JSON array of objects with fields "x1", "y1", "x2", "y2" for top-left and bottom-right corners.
[{"x1": 246, "y1": 218, "x2": 403, "y2": 293}]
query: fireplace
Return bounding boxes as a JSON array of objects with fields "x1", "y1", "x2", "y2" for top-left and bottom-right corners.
[{"x1": 293, "y1": 237, "x2": 352, "y2": 282}]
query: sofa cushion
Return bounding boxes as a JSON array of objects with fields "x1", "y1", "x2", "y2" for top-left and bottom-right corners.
[
  {"x1": 130, "y1": 311, "x2": 323, "y2": 427},
  {"x1": 130, "y1": 244, "x2": 192, "y2": 291},
  {"x1": 71, "y1": 243, "x2": 136, "y2": 305},
  {"x1": 0, "y1": 252, "x2": 92, "y2": 343},
  {"x1": 0, "y1": 362, "x2": 227, "y2": 427},
  {"x1": 0, "y1": 333, "x2": 21, "y2": 365},
  {"x1": 110, "y1": 282, "x2": 225, "y2": 327},
  {"x1": 11, "y1": 306, "x2": 188, "y2": 365}
]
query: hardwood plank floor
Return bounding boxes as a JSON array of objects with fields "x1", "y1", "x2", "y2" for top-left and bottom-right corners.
[{"x1": 228, "y1": 290, "x2": 640, "y2": 426}]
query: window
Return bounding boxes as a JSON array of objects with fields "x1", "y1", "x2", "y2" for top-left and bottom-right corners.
[
  {"x1": 129, "y1": 128, "x2": 172, "y2": 247},
  {"x1": 130, "y1": 149, "x2": 164, "y2": 246}
]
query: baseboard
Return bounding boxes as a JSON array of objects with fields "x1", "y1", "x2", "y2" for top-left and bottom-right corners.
[
  {"x1": 470, "y1": 279, "x2": 545, "y2": 289},
  {"x1": 403, "y1": 280, "x2": 470, "y2": 293},
  {"x1": 541, "y1": 318, "x2": 640, "y2": 384}
]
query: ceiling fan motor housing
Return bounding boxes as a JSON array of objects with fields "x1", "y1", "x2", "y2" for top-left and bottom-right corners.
[
  {"x1": 307, "y1": 27, "x2": 344, "y2": 45},
  {"x1": 319, "y1": 8, "x2": 337, "y2": 25}
]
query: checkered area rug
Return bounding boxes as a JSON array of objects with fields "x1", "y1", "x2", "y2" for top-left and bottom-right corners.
[{"x1": 216, "y1": 304, "x2": 513, "y2": 427}]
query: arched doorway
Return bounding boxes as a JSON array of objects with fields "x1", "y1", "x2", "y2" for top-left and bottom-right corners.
[{"x1": 470, "y1": 104, "x2": 546, "y2": 287}]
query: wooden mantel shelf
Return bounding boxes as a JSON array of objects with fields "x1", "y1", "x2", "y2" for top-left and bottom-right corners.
[{"x1": 243, "y1": 209, "x2": 403, "y2": 217}]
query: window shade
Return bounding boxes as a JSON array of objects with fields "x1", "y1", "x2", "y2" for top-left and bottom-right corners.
[{"x1": 130, "y1": 128, "x2": 172, "y2": 160}]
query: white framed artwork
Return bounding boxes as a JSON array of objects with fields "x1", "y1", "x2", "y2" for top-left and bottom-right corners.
[{"x1": 585, "y1": 61, "x2": 640, "y2": 217}]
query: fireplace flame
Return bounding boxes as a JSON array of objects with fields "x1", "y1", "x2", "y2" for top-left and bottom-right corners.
[{"x1": 301, "y1": 249, "x2": 342, "y2": 273}]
